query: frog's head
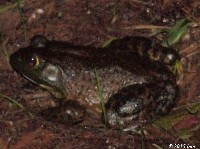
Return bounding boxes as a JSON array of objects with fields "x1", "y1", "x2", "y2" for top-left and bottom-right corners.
[
  {"x1": 148, "y1": 45, "x2": 181, "y2": 66},
  {"x1": 10, "y1": 35, "x2": 66, "y2": 98}
]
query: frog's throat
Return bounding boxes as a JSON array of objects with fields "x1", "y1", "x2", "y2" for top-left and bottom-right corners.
[
  {"x1": 39, "y1": 84, "x2": 66, "y2": 98},
  {"x1": 23, "y1": 74, "x2": 39, "y2": 85},
  {"x1": 22, "y1": 74, "x2": 66, "y2": 99}
]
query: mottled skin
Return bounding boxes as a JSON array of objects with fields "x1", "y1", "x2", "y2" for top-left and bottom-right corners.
[{"x1": 10, "y1": 35, "x2": 180, "y2": 126}]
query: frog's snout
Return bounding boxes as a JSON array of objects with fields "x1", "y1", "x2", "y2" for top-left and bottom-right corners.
[{"x1": 10, "y1": 52, "x2": 21, "y2": 72}]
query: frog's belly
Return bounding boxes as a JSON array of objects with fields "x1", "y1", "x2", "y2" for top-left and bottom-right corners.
[{"x1": 63, "y1": 66, "x2": 150, "y2": 116}]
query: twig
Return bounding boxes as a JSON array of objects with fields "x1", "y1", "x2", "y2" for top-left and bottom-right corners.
[{"x1": 123, "y1": 25, "x2": 171, "y2": 30}]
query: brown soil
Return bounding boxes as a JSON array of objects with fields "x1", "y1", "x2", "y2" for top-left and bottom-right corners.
[{"x1": 0, "y1": 0, "x2": 200, "y2": 148}]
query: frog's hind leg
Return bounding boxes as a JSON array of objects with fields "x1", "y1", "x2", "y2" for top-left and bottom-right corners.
[
  {"x1": 105, "y1": 83, "x2": 178, "y2": 127},
  {"x1": 105, "y1": 84, "x2": 149, "y2": 127}
]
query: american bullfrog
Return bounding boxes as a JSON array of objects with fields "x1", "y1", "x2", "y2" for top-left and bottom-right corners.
[{"x1": 10, "y1": 35, "x2": 180, "y2": 126}]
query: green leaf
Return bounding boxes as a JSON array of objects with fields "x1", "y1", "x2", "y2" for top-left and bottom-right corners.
[
  {"x1": 173, "y1": 60, "x2": 183, "y2": 75},
  {"x1": 0, "y1": 93, "x2": 25, "y2": 110},
  {"x1": 0, "y1": 93, "x2": 34, "y2": 117},
  {"x1": 152, "y1": 102, "x2": 200, "y2": 139},
  {"x1": 94, "y1": 69, "x2": 108, "y2": 126},
  {"x1": 101, "y1": 37, "x2": 117, "y2": 48},
  {"x1": 152, "y1": 144, "x2": 163, "y2": 149},
  {"x1": 57, "y1": 11, "x2": 62, "y2": 18},
  {"x1": 162, "y1": 19, "x2": 191, "y2": 47},
  {"x1": 2, "y1": 47, "x2": 10, "y2": 62},
  {"x1": 0, "y1": 0, "x2": 26, "y2": 14},
  {"x1": 0, "y1": 34, "x2": 10, "y2": 62}
]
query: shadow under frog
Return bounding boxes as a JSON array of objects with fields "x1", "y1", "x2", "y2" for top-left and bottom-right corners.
[{"x1": 10, "y1": 35, "x2": 180, "y2": 127}]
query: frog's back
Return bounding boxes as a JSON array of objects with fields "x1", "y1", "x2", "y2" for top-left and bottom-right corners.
[{"x1": 44, "y1": 37, "x2": 176, "y2": 115}]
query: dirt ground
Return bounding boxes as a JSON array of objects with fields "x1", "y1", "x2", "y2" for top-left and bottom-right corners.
[{"x1": 0, "y1": 0, "x2": 200, "y2": 148}]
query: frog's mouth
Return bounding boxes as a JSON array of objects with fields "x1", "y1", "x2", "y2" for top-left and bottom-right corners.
[{"x1": 22, "y1": 73, "x2": 65, "y2": 99}]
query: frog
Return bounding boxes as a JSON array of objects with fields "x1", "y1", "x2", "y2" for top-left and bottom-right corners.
[{"x1": 10, "y1": 35, "x2": 180, "y2": 126}]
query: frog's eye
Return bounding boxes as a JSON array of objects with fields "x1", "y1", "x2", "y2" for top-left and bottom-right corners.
[
  {"x1": 25, "y1": 54, "x2": 40, "y2": 69},
  {"x1": 31, "y1": 35, "x2": 48, "y2": 48}
]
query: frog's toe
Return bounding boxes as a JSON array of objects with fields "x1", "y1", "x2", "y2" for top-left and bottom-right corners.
[
  {"x1": 106, "y1": 110, "x2": 142, "y2": 132},
  {"x1": 117, "y1": 98, "x2": 144, "y2": 116},
  {"x1": 155, "y1": 83, "x2": 178, "y2": 115},
  {"x1": 106, "y1": 112, "x2": 124, "y2": 126}
]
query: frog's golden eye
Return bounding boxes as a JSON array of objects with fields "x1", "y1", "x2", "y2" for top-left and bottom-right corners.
[{"x1": 26, "y1": 54, "x2": 40, "y2": 69}]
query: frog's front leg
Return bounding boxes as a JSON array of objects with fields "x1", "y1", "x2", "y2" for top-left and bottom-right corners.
[{"x1": 39, "y1": 100, "x2": 86, "y2": 125}]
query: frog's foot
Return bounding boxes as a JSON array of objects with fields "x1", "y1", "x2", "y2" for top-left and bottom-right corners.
[
  {"x1": 39, "y1": 100, "x2": 86, "y2": 125},
  {"x1": 154, "y1": 83, "x2": 178, "y2": 115},
  {"x1": 105, "y1": 97, "x2": 144, "y2": 127}
]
